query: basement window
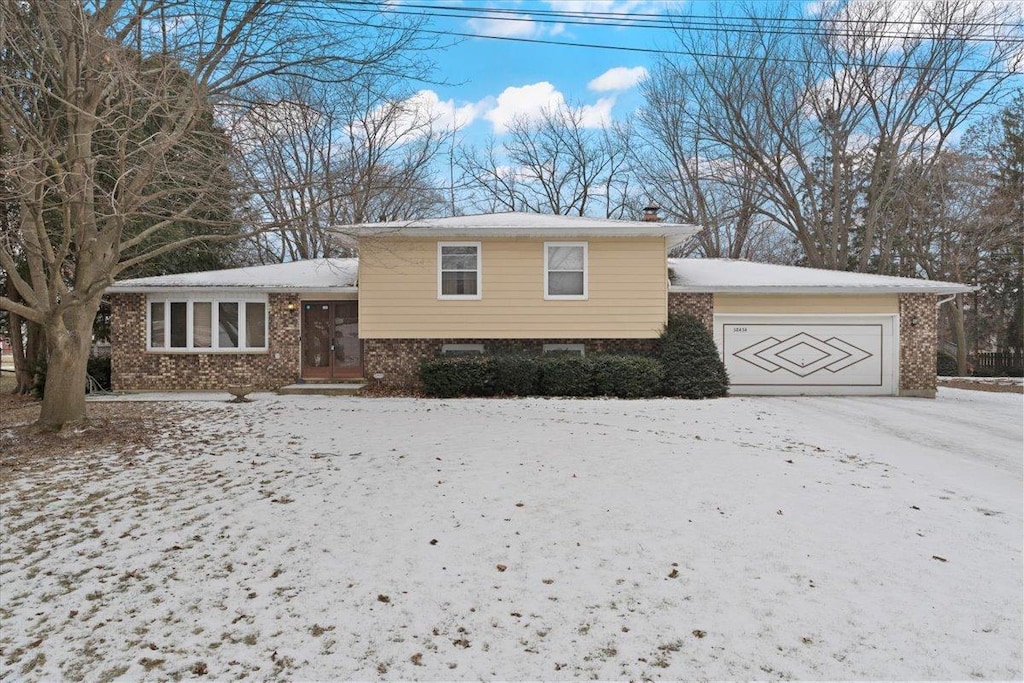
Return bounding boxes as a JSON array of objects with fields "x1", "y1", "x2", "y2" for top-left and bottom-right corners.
[
  {"x1": 442, "y1": 343, "x2": 485, "y2": 356},
  {"x1": 148, "y1": 295, "x2": 267, "y2": 352},
  {"x1": 543, "y1": 343, "x2": 585, "y2": 356}
]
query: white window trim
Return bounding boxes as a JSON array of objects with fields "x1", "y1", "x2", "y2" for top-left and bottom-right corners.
[
  {"x1": 146, "y1": 293, "x2": 269, "y2": 353},
  {"x1": 543, "y1": 343, "x2": 585, "y2": 356},
  {"x1": 437, "y1": 241, "x2": 482, "y2": 300},
  {"x1": 544, "y1": 241, "x2": 588, "y2": 300},
  {"x1": 442, "y1": 343, "x2": 485, "y2": 355}
]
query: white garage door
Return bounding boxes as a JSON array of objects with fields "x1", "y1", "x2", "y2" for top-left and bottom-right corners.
[{"x1": 715, "y1": 315, "x2": 897, "y2": 396}]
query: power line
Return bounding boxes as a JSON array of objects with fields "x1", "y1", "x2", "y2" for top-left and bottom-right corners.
[
  {"x1": 342, "y1": 0, "x2": 1024, "y2": 31},
  {"x1": 332, "y1": 2, "x2": 1024, "y2": 44},
  {"x1": 261, "y1": 3, "x2": 1023, "y2": 76}
]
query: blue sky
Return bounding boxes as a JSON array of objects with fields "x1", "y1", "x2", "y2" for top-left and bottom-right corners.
[
  {"x1": 376, "y1": 0, "x2": 1023, "y2": 145},
  {"x1": 393, "y1": 0, "x2": 702, "y2": 139}
]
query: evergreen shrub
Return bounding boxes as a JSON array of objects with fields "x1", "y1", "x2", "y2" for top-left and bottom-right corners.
[{"x1": 659, "y1": 314, "x2": 729, "y2": 398}]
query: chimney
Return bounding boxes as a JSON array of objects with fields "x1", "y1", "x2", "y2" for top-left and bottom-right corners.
[{"x1": 641, "y1": 204, "x2": 660, "y2": 222}]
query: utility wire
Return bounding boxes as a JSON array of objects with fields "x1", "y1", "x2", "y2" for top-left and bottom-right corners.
[
  {"x1": 341, "y1": 0, "x2": 1024, "y2": 31},
  {"x1": 332, "y1": 3, "x2": 1024, "y2": 44},
  {"x1": 252, "y1": 3, "x2": 1024, "y2": 76}
]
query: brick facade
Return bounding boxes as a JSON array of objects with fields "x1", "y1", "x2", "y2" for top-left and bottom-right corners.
[
  {"x1": 110, "y1": 293, "x2": 301, "y2": 391},
  {"x1": 898, "y1": 293, "x2": 938, "y2": 397},
  {"x1": 364, "y1": 337, "x2": 659, "y2": 389},
  {"x1": 668, "y1": 292, "x2": 714, "y2": 331},
  {"x1": 110, "y1": 289, "x2": 938, "y2": 396}
]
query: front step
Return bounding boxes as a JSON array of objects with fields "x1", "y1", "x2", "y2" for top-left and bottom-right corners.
[{"x1": 277, "y1": 382, "x2": 367, "y2": 396}]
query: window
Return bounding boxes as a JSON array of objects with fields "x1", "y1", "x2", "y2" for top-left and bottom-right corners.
[
  {"x1": 543, "y1": 343, "x2": 585, "y2": 356},
  {"x1": 438, "y1": 242, "x2": 481, "y2": 299},
  {"x1": 147, "y1": 296, "x2": 267, "y2": 352},
  {"x1": 545, "y1": 242, "x2": 587, "y2": 299},
  {"x1": 442, "y1": 343, "x2": 485, "y2": 356}
]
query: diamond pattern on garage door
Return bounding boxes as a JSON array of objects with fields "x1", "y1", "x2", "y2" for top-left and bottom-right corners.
[{"x1": 733, "y1": 332, "x2": 873, "y2": 377}]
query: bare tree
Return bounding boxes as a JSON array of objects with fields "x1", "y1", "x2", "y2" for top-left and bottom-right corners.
[
  {"x1": 0, "y1": 0, "x2": 433, "y2": 427},
  {"x1": 645, "y1": 0, "x2": 1021, "y2": 271},
  {"x1": 233, "y1": 75, "x2": 453, "y2": 264},
  {"x1": 637, "y1": 63, "x2": 786, "y2": 260},
  {"x1": 456, "y1": 105, "x2": 635, "y2": 218}
]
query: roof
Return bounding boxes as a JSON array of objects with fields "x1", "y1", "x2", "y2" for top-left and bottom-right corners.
[
  {"x1": 337, "y1": 212, "x2": 701, "y2": 249},
  {"x1": 668, "y1": 258, "x2": 972, "y2": 294},
  {"x1": 108, "y1": 258, "x2": 358, "y2": 293},
  {"x1": 107, "y1": 254, "x2": 972, "y2": 295}
]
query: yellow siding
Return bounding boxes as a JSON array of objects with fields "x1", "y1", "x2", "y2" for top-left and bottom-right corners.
[
  {"x1": 358, "y1": 237, "x2": 668, "y2": 338},
  {"x1": 714, "y1": 293, "x2": 899, "y2": 315}
]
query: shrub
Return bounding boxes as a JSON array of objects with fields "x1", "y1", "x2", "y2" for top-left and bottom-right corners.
[
  {"x1": 30, "y1": 356, "x2": 48, "y2": 399},
  {"x1": 591, "y1": 355, "x2": 663, "y2": 398},
  {"x1": 538, "y1": 355, "x2": 594, "y2": 396},
  {"x1": 659, "y1": 314, "x2": 729, "y2": 398},
  {"x1": 420, "y1": 356, "x2": 493, "y2": 398},
  {"x1": 87, "y1": 356, "x2": 112, "y2": 391},
  {"x1": 489, "y1": 353, "x2": 540, "y2": 396},
  {"x1": 29, "y1": 355, "x2": 113, "y2": 399},
  {"x1": 936, "y1": 351, "x2": 958, "y2": 376}
]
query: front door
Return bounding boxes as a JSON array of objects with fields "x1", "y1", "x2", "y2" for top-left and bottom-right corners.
[{"x1": 302, "y1": 301, "x2": 362, "y2": 379}]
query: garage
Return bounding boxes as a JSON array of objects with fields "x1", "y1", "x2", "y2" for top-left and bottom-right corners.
[
  {"x1": 715, "y1": 315, "x2": 897, "y2": 395},
  {"x1": 668, "y1": 258, "x2": 973, "y2": 398}
]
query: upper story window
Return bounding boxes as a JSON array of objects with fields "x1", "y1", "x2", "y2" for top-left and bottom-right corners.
[
  {"x1": 148, "y1": 295, "x2": 268, "y2": 352},
  {"x1": 544, "y1": 242, "x2": 588, "y2": 300},
  {"x1": 438, "y1": 242, "x2": 481, "y2": 300}
]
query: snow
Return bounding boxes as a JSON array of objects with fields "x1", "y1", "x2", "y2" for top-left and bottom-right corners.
[
  {"x1": 669, "y1": 258, "x2": 972, "y2": 294},
  {"x1": 344, "y1": 212, "x2": 700, "y2": 248},
  {"x1": 2, "y1": 390, "x2": 1021, "y2": 680},
  {"x1": 108, "y1": 258, "x2": 358, "y2": 292}
]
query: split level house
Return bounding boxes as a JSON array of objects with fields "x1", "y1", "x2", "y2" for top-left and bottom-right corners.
[{"x1": 107, "y1": 212, "x2": 972, "y2": 397}]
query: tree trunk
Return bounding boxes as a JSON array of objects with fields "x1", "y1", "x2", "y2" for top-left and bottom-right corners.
[
  {"x1": 37, "y1": 305, "x2": 96, "y2": 428},
  {"x1": 953, "y1": 294, "x2": 969, "y2": 376}
]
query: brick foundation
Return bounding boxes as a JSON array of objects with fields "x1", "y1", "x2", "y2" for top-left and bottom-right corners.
[
  {"x1": 364, "y1": 338, "x2": 659, "y2": 389},
  {"x1": 110, "y1": 293, "x2": 301, "y2": 391},
  {"x1": 668, "y1": 292, "x2": 713, "y2": 331},
  {"x1": 899, "y1": 293, "x2": 938, "y2": 397}
]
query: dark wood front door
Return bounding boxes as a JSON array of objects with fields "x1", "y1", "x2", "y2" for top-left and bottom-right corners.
[{"x1": 302, "y1": 301, "x2": 362, "y2": 379}]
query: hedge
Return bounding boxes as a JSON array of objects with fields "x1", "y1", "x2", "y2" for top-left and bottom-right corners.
[
  {"x1": 420, "y1": 353, "x2": 665, "y2": 398},
  {"x1": 418, "y1": 356, "x2": 493, "y2": 398},
  {"x1": 936, "y1": 351, "x2": 958, "y2": 377}
]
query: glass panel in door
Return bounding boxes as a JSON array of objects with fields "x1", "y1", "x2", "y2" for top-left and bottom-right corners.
[
  {"x1": 332, "y1": 302, "x2": 361, "y2": 378},
  {"x1": 302, "y1": 303, "x2": 332, "y2": 378}
]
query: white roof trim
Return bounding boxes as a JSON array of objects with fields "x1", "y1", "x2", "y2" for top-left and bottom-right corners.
[
  {"x1": 335, "y1": 212, "x2": 700, "y2": 249},
  {"x1": 669, "y1": 284, "x2": 971, "y2": 294},
  {"x1": 109, "y1": 286, "x2": 359, "y2": 294}
]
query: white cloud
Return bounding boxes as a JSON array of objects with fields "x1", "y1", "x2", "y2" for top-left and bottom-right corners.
[
  {"x1": 481, "y1": 82, "x2": 618, "y2": 133},
  {"x1": 466, "y1": 13, "x2": 540, "y2": 38},
  {"x1": 577, "y1": 97, "x2": 617, "y2": 127},
  {"x1": 402, "y1": 90, "x2": 482, "y2": 130},
  {"x1": 544, "y1": 0, "x2": 659, "y2": 16},
  {"x1": 484, "y1": 82, "x2": 567, "y2": 133},
  {"x1": 588, "y1": 66, "x2": 648, "y2": 92}
]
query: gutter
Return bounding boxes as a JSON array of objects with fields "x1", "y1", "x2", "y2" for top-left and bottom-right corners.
[
  {"x1": 106, "y1": 286, "x2": 359, "y2": 294},
  {"x1": 668, "y1": 286, "x2": 974, "y2": 296}
]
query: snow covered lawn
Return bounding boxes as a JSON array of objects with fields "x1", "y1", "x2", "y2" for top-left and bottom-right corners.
[{"x1": 2, "y1": 389, "x2": 1021, "y2": 680}]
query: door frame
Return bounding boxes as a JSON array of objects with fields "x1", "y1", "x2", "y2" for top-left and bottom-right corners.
[{"x1": 300, "y1": 300, "x2": 363, "y2": 380}]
